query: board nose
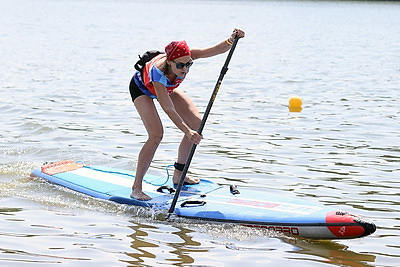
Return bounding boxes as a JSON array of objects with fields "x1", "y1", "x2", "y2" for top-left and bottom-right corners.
[
  {"x1": 355, "y1": 217, "x2": 376, "y2": 237},
  {"x1": 326, "y1": 211, "x2": 376, "y2": 238}
]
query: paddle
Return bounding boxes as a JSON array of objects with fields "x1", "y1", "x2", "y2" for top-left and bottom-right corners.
[{"x1": 168, "y1": 36, "x2": 241, "y2": 215}]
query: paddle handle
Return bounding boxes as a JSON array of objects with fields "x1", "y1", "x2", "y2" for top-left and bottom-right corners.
[
  {"x1": 197, "y1": 36, "x2": 240, "y2": 135},
  {"x1": 168, "y1": 37, "x2": 241, "y2": 214}
]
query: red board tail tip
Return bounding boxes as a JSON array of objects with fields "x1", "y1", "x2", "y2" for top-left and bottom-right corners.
[{"x1": 41, "y1": 160, "x2": 84, "y2": 175}]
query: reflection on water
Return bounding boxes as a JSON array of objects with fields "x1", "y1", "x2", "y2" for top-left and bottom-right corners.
[{"x1": 289, "y1": 240, "x2": 376, "y2": 267}]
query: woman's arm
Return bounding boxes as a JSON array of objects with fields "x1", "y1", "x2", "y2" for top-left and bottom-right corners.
[
  {"x1": 153, "y1": 81, "x2": 202, "y2": 144},
  {"x1": 191, "y1": 28, "x2": 245, "y2": 60}
]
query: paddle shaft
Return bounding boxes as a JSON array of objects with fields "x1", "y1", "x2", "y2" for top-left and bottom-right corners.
[{"x1": 168, "y1": 37, "x2": 240, "y2": 214}]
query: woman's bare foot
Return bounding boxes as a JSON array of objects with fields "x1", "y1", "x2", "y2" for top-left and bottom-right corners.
[
  {"x1": 130, "y1": 188, "x2": 151, "y2": 200},
  {"x1": 173, "y1": 170, "x2": 200, "y2": 185}
]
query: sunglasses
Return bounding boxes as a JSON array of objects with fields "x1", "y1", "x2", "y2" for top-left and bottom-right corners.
[{"x1": 172, "y1": 59, "x2": 194, "y2": 69}]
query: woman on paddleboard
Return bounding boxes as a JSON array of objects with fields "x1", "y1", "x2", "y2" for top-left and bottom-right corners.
[{"x1": 129, "y1": 28, "x2": 245, "y2": 200}]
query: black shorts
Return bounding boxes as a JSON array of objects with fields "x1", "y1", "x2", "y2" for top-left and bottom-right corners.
[{"x1": 129, "y1": 76, "x2": 145, "y2": 102}]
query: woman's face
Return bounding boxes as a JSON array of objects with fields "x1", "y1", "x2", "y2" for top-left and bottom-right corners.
[{"x1": 169, "y1": 55, "x2": 193, "y2": 77}]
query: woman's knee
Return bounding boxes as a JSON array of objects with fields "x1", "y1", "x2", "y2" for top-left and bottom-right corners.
[
  {"x1": 148, "y1": 132, "x2": 163, "y2": 145},
  {"x1": 189, "y1": 116, "x2": 201, "y2": 130}
]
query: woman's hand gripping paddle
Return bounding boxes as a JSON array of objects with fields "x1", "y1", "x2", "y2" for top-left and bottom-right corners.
[{"x1": 168, "y1": 36, "x2": 241, "y2": 215}]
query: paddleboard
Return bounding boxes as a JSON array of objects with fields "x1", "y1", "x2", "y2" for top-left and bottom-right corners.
[{"x1": 31, "y1": 160, "x2": 376, "y2": 239}]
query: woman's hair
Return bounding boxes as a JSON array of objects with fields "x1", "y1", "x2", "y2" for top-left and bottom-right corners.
[{"x1": 163, "y1": 59, "x2": 170, "y2": 74}]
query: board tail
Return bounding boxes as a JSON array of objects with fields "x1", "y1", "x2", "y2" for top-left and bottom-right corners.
[{"x1": 41, "y1": 160, "x2": 84, "y2": 175}]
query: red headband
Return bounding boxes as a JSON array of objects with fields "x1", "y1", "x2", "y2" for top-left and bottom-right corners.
[{"x1": 165, "y1": 40, "x2": 191, "y2": 61}]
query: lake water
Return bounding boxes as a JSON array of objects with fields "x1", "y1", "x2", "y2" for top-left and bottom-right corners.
[{"x1": 1, "y1": 0, "x2": 399, "y2": 266}]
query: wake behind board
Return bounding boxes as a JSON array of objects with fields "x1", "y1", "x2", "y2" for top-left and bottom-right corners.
[{"x1": 31, "y1": 161, "x2": 376, "y2": 239}]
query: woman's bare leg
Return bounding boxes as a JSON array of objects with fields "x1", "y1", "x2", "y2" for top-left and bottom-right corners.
[
  {"x1": 170, "y1": 89, "x2": 202, "y2": 184},
  {"x1": 131, "y1": 96, "x2": 163, "y2": 200}
]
